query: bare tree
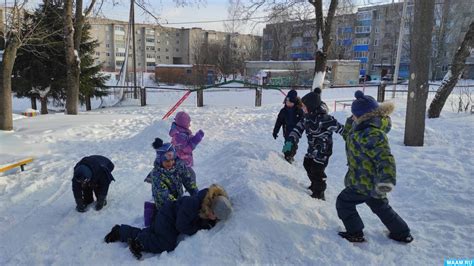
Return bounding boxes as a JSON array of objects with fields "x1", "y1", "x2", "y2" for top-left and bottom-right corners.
[
  {"x1": 192, "y1": 38, "x2": 210, "y2": 86},
  {"x1": 243, "y1": 0, "x2": 340, "y2": 90},
  {"x1": 428, "y1": 22, "x2": 474, "y2": 118},
  {"x1": 404, "y1": 0, "x2": 435, "y2": 146}
]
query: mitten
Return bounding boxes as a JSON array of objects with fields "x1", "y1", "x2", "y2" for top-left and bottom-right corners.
[
  {"x1": 144, "y1": 173, "x2": 152, "y2": 183},
  {"x1": 282, "y1": 141, "x2": 293, "y2": 153},
  {"x1": 191, "y1": 130, "x2": 204, "y2": 146},
  {"x1": 199, "y1": 218, "x2": 217, "y2": 230},
  {"x1": 272, "y1": 132, "x2": 278, "y2": 139}
]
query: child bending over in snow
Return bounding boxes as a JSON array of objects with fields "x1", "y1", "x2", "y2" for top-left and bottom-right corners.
[
  {"x1": 336, "y1": 90, "x2": 412, "y2": 243},
  {"x1": 169, "y1": 111, "x2": 204, "y2": 183},
  {"x1": 104, "y1": 184, "x2": 233, "y2": 260},
  {"x1": 285, "y1": 88, "x2": 344, "y2": 200},
  {"x1": 272, "y1": 89, "x2": 304, "y2": 163}
]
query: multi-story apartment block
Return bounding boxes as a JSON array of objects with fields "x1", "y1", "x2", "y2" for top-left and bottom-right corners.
[
  {"x1": 261, "y1": 0, "x2": 474, "y2": 79},
  {"x1": 89, "y1": 17, "x2": 261, "y2": 73}
]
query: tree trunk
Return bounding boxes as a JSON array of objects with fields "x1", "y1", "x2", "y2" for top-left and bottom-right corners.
[
  {"x1": 64, "y1": 0, "x2": 80, "y2": 115},
  {"x1": 0, "y1": 35, "x2": 20, "y2": 130},
  {"x1": 40, "y1": 97, "x2": 48, "y2": 114},
  {"x1": 404, "y1": 0, "x2": 435, "y2": 146},
  {"x1": 309, "y1": 0, "x2": 338, "y2": 90},
  {"x1": 428, "y1": 22, "x2": 474, "y2": 118},
  {"x1": 431, "y1": 0, "x2": 450, "y2": 81},
  {"x1": 30, "y1": 96, "x2": 37, "y2": 110},
  {"x1": 85, "y1": 96, "x2": 92, "y2": 111}
]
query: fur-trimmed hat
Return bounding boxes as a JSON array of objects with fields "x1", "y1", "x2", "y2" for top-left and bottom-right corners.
[
  {"x1": 301, "y1": 88, "x2": 322, "y2": 113},
  {"x1": 351, "y1": 90, "x2": 379, "y2": 117},
  {"x1": 200, "y1": 184, "x2": 233, "y2": 221}
]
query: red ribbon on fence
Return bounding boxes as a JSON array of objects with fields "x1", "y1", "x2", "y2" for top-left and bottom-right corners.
[{"x1": 162, "y1": 90, "x2": 192, "y2": 120}]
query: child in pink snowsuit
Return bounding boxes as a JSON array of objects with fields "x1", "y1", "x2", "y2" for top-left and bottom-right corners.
[{"x1": 169, "y1": 111, "x2": 204, "y2": 181}]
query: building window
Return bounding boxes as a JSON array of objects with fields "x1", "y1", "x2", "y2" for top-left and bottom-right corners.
[
  {"x1": 95, "y1": 52, "x2": 100, "y2": 56},
  {"x1": 357, "y1": 11, "x2": 372, "y2": 21},
  {"x1": 166, "y1": 56, "x2": 169, "y2": 60},
  {"x1": 176, "y1": 32, "x2": 180, "y2": 37},
  {"x1": 115, "y1": 52, "x2": 126, "y2": 57},
  {"x1": 176, "y1": 48, "x2": 179, "y2": 52},
  {"x1": 355, "y1": 26, "x2": 371, "y2": 34},
  {"x1": 176, "y1": 40, "x2": 179, "y2": 44},
  {"x1": 186, "y1": 69, "x2": 192, "y2": 74},
  {"x1": 375, "y1": 27, "x2": 379, "y2": 33},
  {"x1": 373, "y1": 52, "x2": 377, "y2": 59},
  {"x1": 354, "y1": 38, "x2": 369, "y2": 45},
  {"x1": 106, "y1": 44, "x2": 110, "y2": 48},
  {"x1": 354, "y1": 51, "x2": 369, "y2": 58},
  {"x1": 374, "y1": 39, "x2": 378, "y2": 46},
  {"x1": 165, "y1": 48, "x2": 169, "y2": 52},
  {"x1": 106, "y1": 53, "x2": 110, "y2": 56},
  {"x1": 157, "y1": 55, "x2": 161, "y2": 59},
  {"x1": 158, "y1": 48, "x2": 161, "y2": 51},
  {"x1": 166, "y1": 40, "x2": 169, "y2": 46}
]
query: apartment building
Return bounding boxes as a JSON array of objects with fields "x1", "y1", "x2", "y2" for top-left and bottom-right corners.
[
  {"x1": 89, "y1": 17, "x2": 261, "y2": 73},
  {"x1": 261, "y1": 0, "x2": 474, "y2": 79}
]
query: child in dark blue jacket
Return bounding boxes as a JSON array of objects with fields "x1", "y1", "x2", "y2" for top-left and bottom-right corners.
[
  {"x1": 72, "y1": 155, "x2": 115, "y2": 212},
  {"x1": 104, "y1": 184, "x2": 233, "y2": 260},
  {"x1": 273, "y1": 89, "x2": 304, "y2": 163}
]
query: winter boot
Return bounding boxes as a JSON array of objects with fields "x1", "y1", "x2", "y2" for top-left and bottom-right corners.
[
  {"x1": 95, "y1": 198, "x2": 107, "y2": 211},
  {"x1": 284, "y1": 155, "x2": 294, "y2": 164},
  {"x1": 128, "y1": 238, "x2": 143, "y2": 260},
  {"x1": 310, "y1": 191, "x2": 325, "y2": 201},
  {"x1": 388, "y1": 233, "x2": 414, "y2": 243},
  {"x1": 104, "y1": 225, "x2": 121, "y2": 243},
  {"x1": 75, "y1": 199, "x2": 87, "y2": 213},
  {"x1": 338, "y1": 231, "x2": 365, "y2": 243}
]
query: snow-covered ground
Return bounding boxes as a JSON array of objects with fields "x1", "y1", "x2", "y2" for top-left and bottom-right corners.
[{"x1": 1, "y1": 85, "x2": 473, "y2": 265}]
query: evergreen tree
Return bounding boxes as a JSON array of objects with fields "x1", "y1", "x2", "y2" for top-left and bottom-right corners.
[
  {"x1": 79, "y1": 23, "x2": 110, "y2": 111},
  {"x1": 12, "y1": 1, "x2": 109, "y2": 113},
  {"x1": 12, "y1": 2, "x2": 66, "y2": 114}
]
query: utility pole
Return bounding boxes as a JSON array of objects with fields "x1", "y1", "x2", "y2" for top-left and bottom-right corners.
[
  {"x1": 392, "y1": 0, "x2": 408, "y2": 98},
  {"x1": 131, "y1": 0, "x2": 138, "y2": 99}
]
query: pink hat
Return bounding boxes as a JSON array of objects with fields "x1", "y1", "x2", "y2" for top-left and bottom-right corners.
[{"x1": 175, "y1": 111, "x2": 191, "y2": 129}]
